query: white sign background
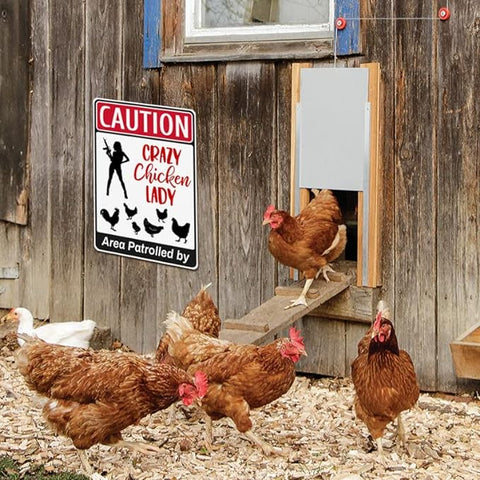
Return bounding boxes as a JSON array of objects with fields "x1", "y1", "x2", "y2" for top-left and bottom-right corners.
[{"x1": 93, "y1": 99, "x2": 197, "y2": 269}]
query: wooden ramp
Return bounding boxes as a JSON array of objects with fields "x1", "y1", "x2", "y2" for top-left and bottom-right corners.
[{"x1": 220, "y1": 273, "x2": 353, "y2": 345}]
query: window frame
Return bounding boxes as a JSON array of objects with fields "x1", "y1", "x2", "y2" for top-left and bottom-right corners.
[
  {"x1": 184, "y1": 0, "x2": 334, "y2": 44},
  {"x1": 144, "y1": 0, "x2": 360, "y2": 66}
]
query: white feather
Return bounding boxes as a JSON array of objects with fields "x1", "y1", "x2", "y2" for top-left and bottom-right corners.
[
  {"x1": 163, "y1": 311, "x2": 194, "y2": 344},
  {"x1": 376, "y1": 300, "x2": 391, "y2": 320},
  {"x1": 13, "y1": 307, "x2": 96, "y2": 348}
]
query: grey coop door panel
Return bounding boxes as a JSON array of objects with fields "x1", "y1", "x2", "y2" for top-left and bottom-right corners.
[{"x1": 298, "y1": 68, "x2": 370, "y2": 192}]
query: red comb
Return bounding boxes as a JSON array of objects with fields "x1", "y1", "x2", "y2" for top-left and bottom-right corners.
[
  {"x1": 194, "y1": 371, "x2": 208, "y2": 398},
  {"x1": 289, "y1": 326, "x2": 305, "y2": 348},
  {"x1": 374, "y1": 311, "x2": 383, "y2": 330},
  {"x1": 263, "y1": 204, "x2": 276, "y2": 220}
]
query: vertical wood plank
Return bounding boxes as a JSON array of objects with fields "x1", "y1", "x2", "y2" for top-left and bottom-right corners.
[
  {"x1": 218, "y1": 62, "x2": 276, "y2": 318},
  {"x1": 158, "y1": 64, "x2": 218, "y2": 338},
  {"x1": 48, "y1": 0, "x2": 86, "y2": 321},
  {"x1": 20, "y1": 0, "x2": 51, "y2": 317},
  {"x1": 436, "y1": 0, "x2": 480, "y2": 392},
  {"x1": 361, "y1": 62, "x2": 382, "y2": 287},
  {"x1": 393, "y1": 1, "x2": 437, "y2": 390},
  {"x1": 351, "y1": 0, "x2": 395, "y2": 374},
  {"x1": 119, "y1": 0, "x2": 161, "y2": 352},
  {"x1": 83, "y1": 1, "x2": 123, "y2": 338},
  {"x1": 0, "y1": 224, "x2": 20, "y2": 308},
  {"x1": 276, "y1": 63, "x2": 293, "y2": 287},
  {"x1": 296, "y1": 317, "x2": 347, "y2": 377},
  {"x1": 0, "y1": 0, "x2": 29, "y2": 224},
  {"x1": 362, "y1": 0, "x2": 395, "y2": 308}
]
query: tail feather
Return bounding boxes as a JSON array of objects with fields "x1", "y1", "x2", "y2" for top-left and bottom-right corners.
[
  {"x1": 376, "y1": 300, "x2": 391, "y2": 320},
  {"x1": 163, "y1": 311, "x2": 194, "y2": 345},
  {"x1": 200, "y1": 282, "x2": 212, "y2": 291}
]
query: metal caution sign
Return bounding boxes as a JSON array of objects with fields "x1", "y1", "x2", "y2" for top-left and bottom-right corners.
[{"x1": 93, "y1": 98, "x2": 197, "y2": 269}]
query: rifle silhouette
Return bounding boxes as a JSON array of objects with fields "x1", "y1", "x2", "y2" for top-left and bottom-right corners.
[
  {"x1": 103, "y1": 138, "x2": 130, "y2": 164},
  {"x1": 103, "y1": 138, "x2": 111, "y2": 156}
]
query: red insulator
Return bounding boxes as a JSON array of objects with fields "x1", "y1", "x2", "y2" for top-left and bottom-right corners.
[
  {"x1": 335, "y1": 17, "x2": 347, "y2": 30},
  {"x1": 438, "y1": 7, "x2": 451, "y2": 21}
]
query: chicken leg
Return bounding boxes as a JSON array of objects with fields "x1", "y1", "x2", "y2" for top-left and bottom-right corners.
[
  {"x1": 77, "y1": 449, "x2": 93, "y2": 475},
  {"x1": 397, "y1": 413, "x2": 406, "y2": 445},
  {"x1": 284, "y1": 278, "x2": 314, "y2": 309},
  {"x1": 242, "y1": 430, "x2": 282, "y2": 456},
  {"x1": 320, "y1": 264, "x2": 336, "y2": 282},
  {"x1": 204, "y1": 415, "x2": 214, "y2": 452},
  {"x1": 114, "y1": 440, "x2": 163, "y2": 454}
]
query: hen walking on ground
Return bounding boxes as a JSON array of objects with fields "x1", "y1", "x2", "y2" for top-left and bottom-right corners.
[
  {"x1": 351, "y1": 301, "x2": 419, "y2": 457},
  {"x1": 15, "y1": 335, "x2": 207, "y2": 475},
  {"x1": 163, "y1": 312, "x2": 306, "y2": 455}
]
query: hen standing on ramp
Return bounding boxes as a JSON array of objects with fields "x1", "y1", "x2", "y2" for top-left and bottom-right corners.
[
  {"x1": 263, "y1": 189, "x2": 347, "y2": 309},
  {"x1": 15, "y1": 335, "x2": 208, "y2": 475}
]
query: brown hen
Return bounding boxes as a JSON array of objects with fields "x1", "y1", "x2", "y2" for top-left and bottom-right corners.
[
  {"x1": 155, "y1": 282, "x2": 220, "y2": 363},
  {"x1": 351, "y1": 301, "x2": 419, "y2": 456},
  {"x1": 16, "y1": 335, "x2": 207, "y2": 474},
  {"x1": 163, "y1": 311, "x2": 307, "y2": 455},
  {"x1": 263, "y1": 189, "x2": 346, "y2": 308}
]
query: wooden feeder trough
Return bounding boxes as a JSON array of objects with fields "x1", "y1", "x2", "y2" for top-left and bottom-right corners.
[{"x1": 450, "y1": 322, "x2": 480, "y2": 380}]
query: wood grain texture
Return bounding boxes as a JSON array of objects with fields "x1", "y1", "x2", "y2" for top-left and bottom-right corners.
[
  {"x1": 361, "y1": 0, "x2": 395, "y2": 311},
  {"x1": 158, "y1": 64, "x2": 218, "y2": 342},
  {"x1": 276, "y1": 62, "x2": 293, "y2": 286},
  {"x1": 48, "y1": 0, "x2": 86, "y2": 322},
  {"x1": 217, "y1": 62, "x2": 277, "y2": 319},
  {"x1": 392, "y1": 0, "x2": 437, "y2": 390},
  {"x1": 436, "y1": 0, "x2": 480, "y2": 392},
  {"x1": 0, "y1": 0, "x2": 30, "y2": 224},
  {"x1": 82, "y1": 0, "x2": 123, "y2": 338},
  {"x1": 19, "y1": 0, "x2": 51, "y2": 317},
  {"x1": 119, "y1": 0, "x2": 160, "y2": 353}
]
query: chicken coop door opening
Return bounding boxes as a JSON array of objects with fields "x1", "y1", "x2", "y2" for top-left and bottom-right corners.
[{"x1": 291, "y1": 63, "x2": 382, "y2": 287}]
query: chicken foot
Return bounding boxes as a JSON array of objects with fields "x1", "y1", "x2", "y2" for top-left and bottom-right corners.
[
  {"x1": 284, "y1": 278, "x2": 314, "y2": 309},
  {"x1": 319, "y1": 264, "x2": 336, "y2": 282},
  {"x1": 77, "y1": 449, "x2": 94, "y2": 475},
  {"x1": 114, "y1": 440, "x2": 163, "y2": 455},
  {"x1": 200, "y1": 414, "x2": 223, "y2": 452},
  {"x1": 242, "y1": 430, "x2": 282, "y2": 456}
]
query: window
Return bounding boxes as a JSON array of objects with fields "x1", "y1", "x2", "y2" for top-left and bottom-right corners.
[
  {"x1": 185, "y1": 0, "x2": 333, "y2": 43},
  {"x1": 143, "y1": 0, "x2": 360, "y2": 66}
]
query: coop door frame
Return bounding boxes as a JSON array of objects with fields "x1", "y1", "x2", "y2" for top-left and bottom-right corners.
[{"x1": 291, "y1": 62, "x2": 382, "y2": 287}]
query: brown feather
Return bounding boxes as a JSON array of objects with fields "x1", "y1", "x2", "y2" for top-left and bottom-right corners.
[
  {"x1": 165, "y1": 314, "x2": 301, "y2": 434},
  {"x1": 351, "y1": 316, "x2": 419, "y2": 442},
  {"x1": 265, "y1": 189, "x2": 346, "y2": 280},
  {"x1": 16, "y1": 338, "x2": 199, "y2": 450},
  {"x1": 155, "y1": 284, "x2": 220, "y2": 363}
]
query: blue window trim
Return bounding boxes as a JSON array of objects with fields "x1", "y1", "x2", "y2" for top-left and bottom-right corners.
[
  {"x1": 143, "y1": 0, "x2": 162, "y2": 68},
  {"x1": 335, "y1": 0, "x2": 360, "y2": 56},
  {"x1": 143, "y1": 0, "x2": 359, "y2": 68}
]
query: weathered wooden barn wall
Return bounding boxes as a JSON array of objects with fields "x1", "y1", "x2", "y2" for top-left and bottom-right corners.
[{"x1": 0, "y1": 0, "x2": 479, "y2": 393}]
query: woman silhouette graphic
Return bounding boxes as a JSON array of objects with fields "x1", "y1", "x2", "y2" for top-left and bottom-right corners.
[{"x1": 105, "y1": 140, "x2": 129, "y2": 199}]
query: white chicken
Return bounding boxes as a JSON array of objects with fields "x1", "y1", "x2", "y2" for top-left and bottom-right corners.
[{"x1": 3, "y1": 307, "x2": 96, "y2": 348}]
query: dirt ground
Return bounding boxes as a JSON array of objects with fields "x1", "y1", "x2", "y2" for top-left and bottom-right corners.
[{"x1": 1, "y1": 342, "x2": 480, "y2": 480}]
